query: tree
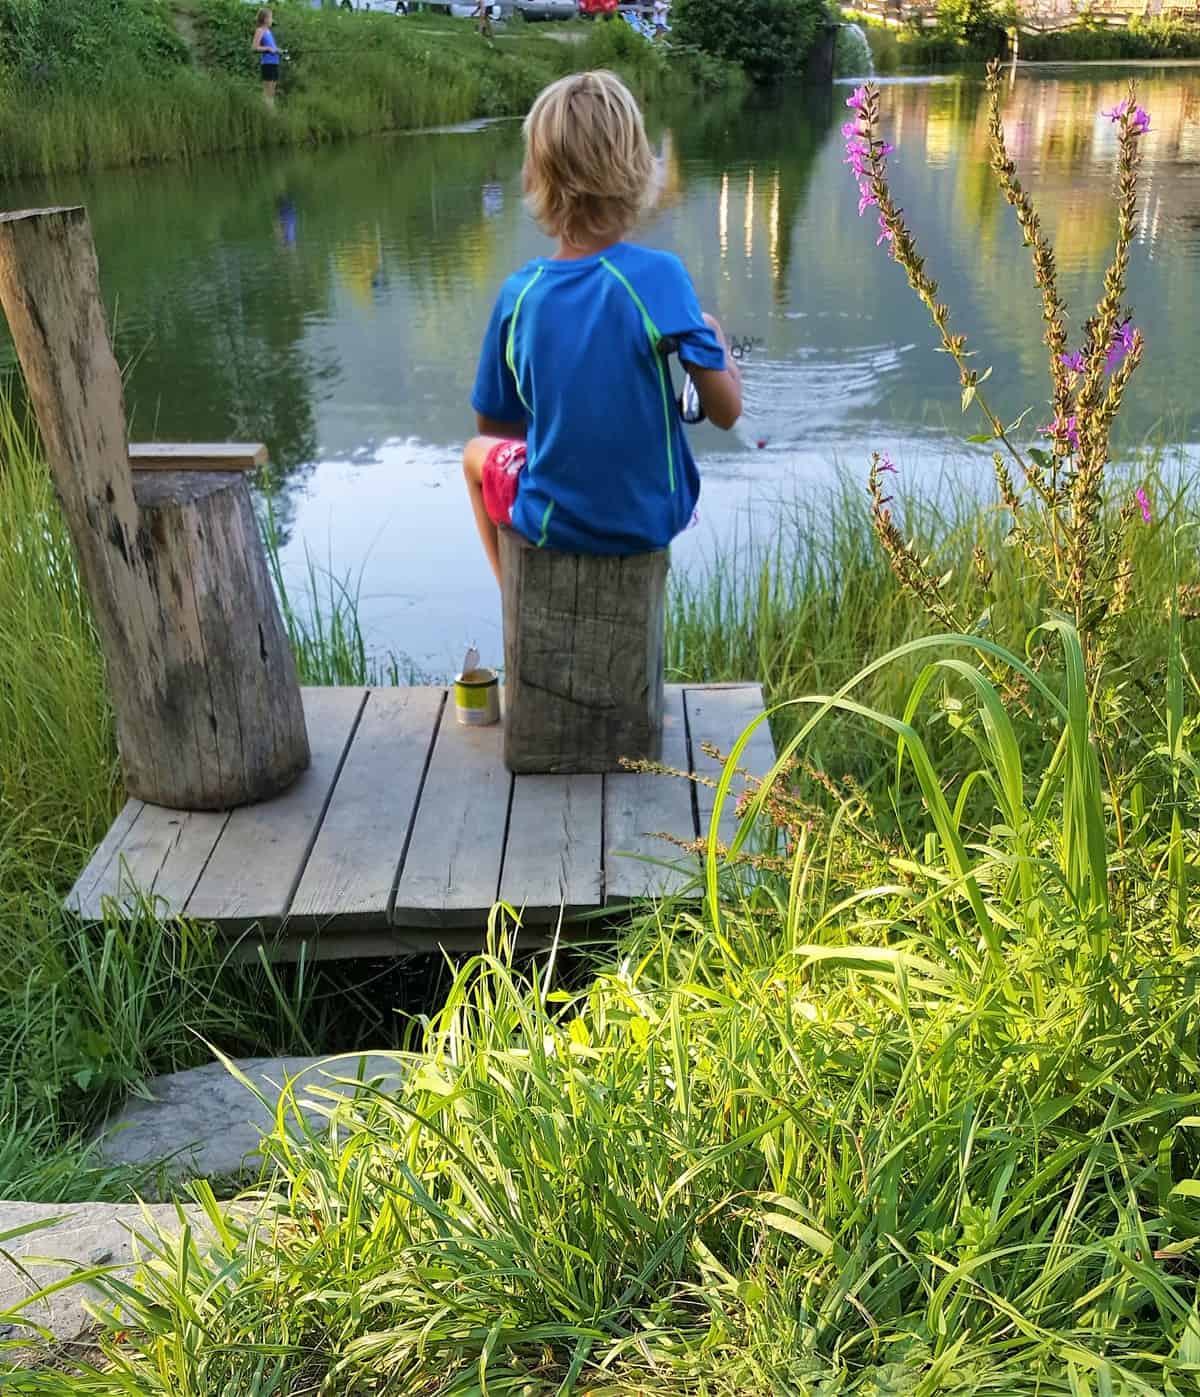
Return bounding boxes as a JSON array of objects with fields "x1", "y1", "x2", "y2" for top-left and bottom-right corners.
[{"x1": 673, "y1": 0, "x2": 829, "y2": 84}]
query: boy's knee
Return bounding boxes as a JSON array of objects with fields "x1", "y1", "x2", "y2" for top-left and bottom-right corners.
[
  {"x1": 465, "y1": 435, "x2": 506, "y2": 484},
  {"x1": 463, "y1": 436, "x2": 487, "y2": 482}
]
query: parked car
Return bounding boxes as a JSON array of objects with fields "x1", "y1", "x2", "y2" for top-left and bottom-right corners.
[{"x1": 514, "y1": 0, "x2": 577, "y2": 18}]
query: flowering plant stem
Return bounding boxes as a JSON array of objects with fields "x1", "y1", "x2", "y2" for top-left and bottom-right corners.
[{"x1": 848, "y1": 66, "x2": 1151, "y2": 684}]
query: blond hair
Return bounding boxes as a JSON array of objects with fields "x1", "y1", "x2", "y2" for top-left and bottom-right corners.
[{"x1": 522, "y1": 71, "x2": 654, "y2": 247}]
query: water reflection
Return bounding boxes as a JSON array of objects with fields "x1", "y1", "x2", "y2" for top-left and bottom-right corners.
[{"x1": 2, "y1": 68, "x2": 1199, "y2": 669}]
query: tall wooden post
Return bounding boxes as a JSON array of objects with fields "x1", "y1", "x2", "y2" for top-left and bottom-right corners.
[{"x1": 0, "y1": 205, "x2": 309, "y2": 810}]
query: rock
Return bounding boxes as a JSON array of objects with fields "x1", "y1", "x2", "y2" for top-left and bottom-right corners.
[
  {"x1": 0, "y1": 1200, "x2": 207, "y2": 1358},
  {"x1": 0, "y1": 1054, "x2": 408, "y2": 1363},
  {"x1": 96, "y1": 1053, "x2": 409, "y2": 1183}
]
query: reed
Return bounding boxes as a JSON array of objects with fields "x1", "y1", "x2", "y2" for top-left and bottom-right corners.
[
  {"x1": 667, "y1": 459, "x2": 1198, "y2": 750},
  {"x1": 1, "y1": 376, "x2": 1199, "y2": 1388}
]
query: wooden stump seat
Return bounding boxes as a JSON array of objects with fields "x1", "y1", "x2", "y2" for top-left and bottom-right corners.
[{"x1": 500, "y1": 527, "x2": 668, "y2": 775}]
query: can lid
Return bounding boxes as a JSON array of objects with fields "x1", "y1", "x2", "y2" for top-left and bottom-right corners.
[{"x1": 455, "y1": 667, "x2": 497, "y2": 686}]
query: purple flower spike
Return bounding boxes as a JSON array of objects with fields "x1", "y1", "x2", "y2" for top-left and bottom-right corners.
[
  {"x1": 1041, "y1": 415, "x2": 1080, "y2": 453},
  {"x1": 876, "y1": 213, "x2": 893, "y2": 247},
  {"x1": 1105, "y1": 320, "x2": 1136, "y2": 373},
  {"x1": 1136, "y1": 487, "x2": 1152, "y2": 524},
  {"x1": 1102, "y1": 97, "x2": 1151, "y2": 135},
  {"x1": 846, "y1": 85, "x2": 867, "y2": 111},
  {"x1": 877, "y1": 453, "x2": 898, "y2": 474},
  {"x1": 1060, "y1": 350, "x2": 1085, "y2": 374}
]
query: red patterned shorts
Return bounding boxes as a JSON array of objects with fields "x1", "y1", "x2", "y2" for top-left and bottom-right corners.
[{"x1": 481, "y1": 438, "x2": 526, "y2": 527}]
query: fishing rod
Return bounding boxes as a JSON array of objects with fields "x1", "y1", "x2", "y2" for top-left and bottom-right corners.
[{"x1": 656, "y1": 331, "x2": 761, "y2": 424}]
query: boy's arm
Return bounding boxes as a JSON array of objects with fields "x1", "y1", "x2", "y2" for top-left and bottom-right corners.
[
  {"x1": 472, "y1": 285, "x2": 527, "y2": 438},
  {"x1": 684, "y1": 313, "x2": 742, "y2": 430},
  {"x1": 476, "y1": 413, "x2": 527, "y2": 440}
]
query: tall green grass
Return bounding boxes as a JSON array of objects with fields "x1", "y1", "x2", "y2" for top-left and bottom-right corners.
[
  {"x1": 14, "y1": 618, "x2": 1199, "y2": 1391},
  {"x1": 668, "y1": 465, "x2": 1200, "y2": 752},
  {"x1": 0, "y1": 7, "x2": 736, "y2": 178}
]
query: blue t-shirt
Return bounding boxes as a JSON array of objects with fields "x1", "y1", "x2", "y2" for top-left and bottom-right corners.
[
  {"x1": 260, "y1": 29, "x2": 279, "y2": 64},
  {"x1": 470, "y1": 241, "x2": 725, "y2": 555}
]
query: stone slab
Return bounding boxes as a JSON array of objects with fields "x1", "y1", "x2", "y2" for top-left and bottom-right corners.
[
  {"x1": 0, "y1": 1200, "x2": 206, "y2": 1358},
  {"x1": 96, "y1": 1053, "x2": 409, "y2": 1181}
]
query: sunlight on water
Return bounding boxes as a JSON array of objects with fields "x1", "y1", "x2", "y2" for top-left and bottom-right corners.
[{"x1": 3, "y1": 66, "x2": 1199, "y2": 669}]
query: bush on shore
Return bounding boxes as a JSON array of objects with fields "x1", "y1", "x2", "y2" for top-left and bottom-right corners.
[
  {"x1": 846, "y1": 6, "x2": 1200, "y2": 69},
  {"x1": 1020, "y1": 13, "x2": 1200, "y2": 61},
  {"x1": 674, "y1": 0, "x2": 830, "y2": 82}
]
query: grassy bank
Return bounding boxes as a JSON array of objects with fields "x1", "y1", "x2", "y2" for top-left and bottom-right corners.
[
  {"x1": 0, "y1": 5, "x2": 737, "y2": 179},
  {"x1": 3, "y1": 390, "x2": 1200, "y2": 1385}
]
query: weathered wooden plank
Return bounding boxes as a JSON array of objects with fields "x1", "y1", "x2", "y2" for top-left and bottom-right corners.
[
  {"x1": 498, "y1": 774, "x2": 603, "y2": 920},
  {"x1": 73, "y1": 804, "x2": 229, "y2": 921},
  {"x1": 289, "y1": 688, "x2": 446, "y2": 932},
  {"x1": 604, "y1": 685, "x2": 698, "y2": 904},
  {"x1": 685, "y1": 685, "x2": 777, "y2": 852},
  {"x1": 66, "y1": 800, "x2": 144, "y2": 917},
  {"x1": 186, "y1": 689, "x2": 366, "y2": 929},
  {"x1": 129, "y1": 443, "x2": 267, "y2": 472},
  {"x1": 392, "y1": 715, "x2": 511, "y2": 927}
]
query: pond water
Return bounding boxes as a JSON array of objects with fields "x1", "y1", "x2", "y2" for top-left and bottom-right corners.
[{"x1": 4, "y1": 63, "x2": 1200, "y2": 674}]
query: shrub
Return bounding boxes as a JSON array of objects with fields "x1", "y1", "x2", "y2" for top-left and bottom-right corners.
[
  {"x1": 0, "y1": 0, "x2": 188, "y2": 89},
  {"x1": 1020, "y1": 15, "x2": 1200, "y2": 61},
  {"x1": 933, "y1": 0, "x2": 1003, "y2": 49},
  {"x1": 674, "y1": 0, "x2": 829, "y2": 83}
]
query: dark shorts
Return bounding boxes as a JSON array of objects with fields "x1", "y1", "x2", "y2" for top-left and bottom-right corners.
[{"x1": 261, "y1": 63, "x2": 279, "y2": 82}]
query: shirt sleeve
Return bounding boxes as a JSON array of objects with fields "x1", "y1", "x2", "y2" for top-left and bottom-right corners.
[
  {"x1": 659, "y1": 259, "x2": 726, "y2": 372},
  {"x1": 471, "y1": 288, "x2": 526, "y2": 426}
]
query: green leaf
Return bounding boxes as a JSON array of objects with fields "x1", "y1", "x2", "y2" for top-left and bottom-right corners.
[
  {"x1": 760, "y1": 1212, "x2": 833, "y2": 1255},
  {"x1": 1170, "y1": 1180, "x2": 1200, "y2": 1199},
  {"x1": 965, "y1": 433, "x2": 994, "y2": 443}
]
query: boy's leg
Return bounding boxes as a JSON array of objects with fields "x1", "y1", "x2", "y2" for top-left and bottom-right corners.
[{"x1": 463, "y1": 436, "x2": 505, "y2": 586}]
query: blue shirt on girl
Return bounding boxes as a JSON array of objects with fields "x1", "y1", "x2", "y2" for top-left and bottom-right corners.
[{"x1": 471, "y1": 241, "x2": 725, "y2": 556}]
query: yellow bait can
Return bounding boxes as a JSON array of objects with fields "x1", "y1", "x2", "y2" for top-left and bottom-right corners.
[{"x1": 454, "y1": 667, "x2": 500, "y2": 726}]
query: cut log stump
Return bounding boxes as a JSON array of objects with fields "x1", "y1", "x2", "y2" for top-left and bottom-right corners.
[
  {"x1": 0, "y1": 205, "x2": 308, "y2": 810},
  {"x1": 130, "y1": 471, "x2": 309, "y2": 808},
  {"x1": 500, "y1": 528, "x2": 667, "y2": 775}
]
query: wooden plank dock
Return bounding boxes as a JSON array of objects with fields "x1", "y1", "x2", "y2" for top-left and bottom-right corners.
[{"x1": 67, "y1": 683, "x2": 775, "y2": 957}]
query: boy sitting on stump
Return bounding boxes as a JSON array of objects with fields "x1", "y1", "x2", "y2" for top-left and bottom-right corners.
[{"x1": 464, "y1": 70, "x2": 742, "y2": 585}]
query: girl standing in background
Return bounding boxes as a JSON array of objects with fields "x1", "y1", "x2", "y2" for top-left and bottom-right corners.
[{"x1": 252, "y1": 9, "x2": 281, "y2": 106}]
